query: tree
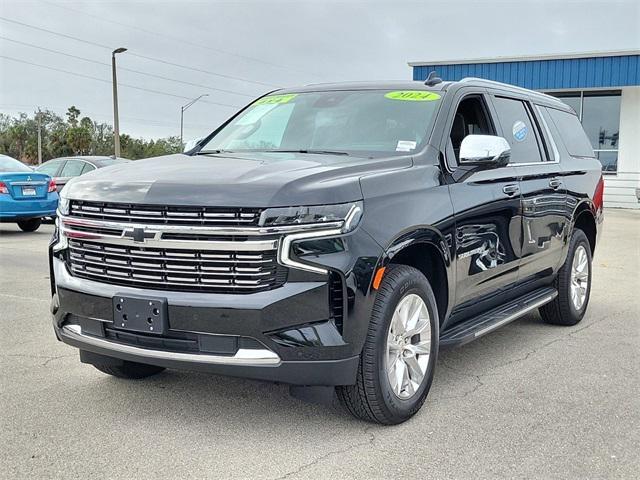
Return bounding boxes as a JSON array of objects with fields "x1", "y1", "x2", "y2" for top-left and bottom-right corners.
[{"x1": 0, "y1": 107, "x2": 184, "y2": 163}]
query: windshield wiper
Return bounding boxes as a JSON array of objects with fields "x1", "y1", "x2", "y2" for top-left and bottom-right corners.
[
  {"x1": 267, "y1": 149, "x2": 350, "y2": 156},
  {"x1": 196, "y1": 149, "x2": 235, "y2": 155}
]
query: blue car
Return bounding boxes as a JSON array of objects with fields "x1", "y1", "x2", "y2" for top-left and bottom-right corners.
[{"x1": 0, "y1": 154, "x2": 59, "y2": 231}]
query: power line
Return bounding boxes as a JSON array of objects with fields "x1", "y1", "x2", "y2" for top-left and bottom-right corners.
[
  {"x1": 0, "y1": 16, "x2": 280, "y2": 88},
  {"x1": 0, "y1": 103, "x2": 214, "y2": 129},
  {"x1": 128, "y1": 51, "x2": 278, "y2": 88},
  {"x1": 40, "y1": 0, "x2": 313, "y2": 77},
  {"x1": 1, "y1": 36, "x2": 256, "y2": 98},
  {"x1": 0, "y1": 55, "x2": 243, "y2": 109}
]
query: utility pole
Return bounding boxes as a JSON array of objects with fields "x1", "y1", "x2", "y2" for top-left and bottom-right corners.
[
  {"x1": 111, "y1": 47, "x2": 127, "y2": 157},
  {"x1": 180, "y1": 94, "x2": 209, "y2": 149},
  {"x1": 36, "y1": 108, "x2": 42, "y2": 165}
]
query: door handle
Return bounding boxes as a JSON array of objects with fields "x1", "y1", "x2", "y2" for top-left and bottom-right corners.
[
  {"x1": 549, "y1": 178, "x2": 562, "y2": 190},
  {"x1": 502, "y1": 184, "x2": 520, "y2": 196}
]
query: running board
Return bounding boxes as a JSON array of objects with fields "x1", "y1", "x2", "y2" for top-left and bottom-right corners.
[{"x1": 440, "y1": 287, "x2": 558, "y2": 347}]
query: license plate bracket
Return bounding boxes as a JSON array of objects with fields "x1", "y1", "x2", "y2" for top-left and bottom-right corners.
[
  {"x1": 112, "y1": 294, "x2": 168, "y2": 335},
  {"x1": 22, "y1": 187, "x2": 36, "y2": 196}
]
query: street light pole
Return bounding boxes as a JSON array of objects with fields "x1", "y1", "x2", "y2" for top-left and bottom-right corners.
[
  {"x1": 36, "y1": 107, "x2": 42, "y2": 165},
  {"x1": 180, "y1": 94, "x2": 209, "y2": 149},
  {"x1": 111, "y1": 47, "x2": 127, "y2": 157}
]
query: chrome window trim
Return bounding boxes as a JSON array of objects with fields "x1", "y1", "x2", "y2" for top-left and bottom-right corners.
[{"x1": 61, "y1": 324, "x2": 281, "y2": 366}]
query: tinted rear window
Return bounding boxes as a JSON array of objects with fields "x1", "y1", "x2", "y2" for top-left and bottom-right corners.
[
  {"x1": 0, "y1": 155, "x2": 32, "y2": 172},
  {"x1": 545, "y1": 107, "x2": 594, "y2": 158}
]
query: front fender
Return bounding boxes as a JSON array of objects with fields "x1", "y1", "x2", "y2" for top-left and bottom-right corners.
[{"x1": 367, "y1": 225, "x2": 455, "y2": 325}]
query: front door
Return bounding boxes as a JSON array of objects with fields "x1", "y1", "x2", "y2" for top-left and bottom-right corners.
[{"x1": 444, "y1": 94, "x2": 523, "y2": 308}]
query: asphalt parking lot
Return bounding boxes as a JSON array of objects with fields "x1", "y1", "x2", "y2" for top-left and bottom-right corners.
[{"x1": 1, "y1": 209, "x2": 639, "y2": 479}]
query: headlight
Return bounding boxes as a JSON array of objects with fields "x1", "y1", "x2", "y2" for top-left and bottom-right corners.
[
  {"x1": 259, "y1": 201, "x2": 363, "y2": 233},
  {"x1": 274, "y1": 202, "x2": 363, "y2": 274},
  {"x1": 57, "y1": 193, "x2": 70, "y2": 216}
]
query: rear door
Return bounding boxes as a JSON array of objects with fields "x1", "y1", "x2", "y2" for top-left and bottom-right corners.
[{"x1": 489, "y1": 94, "x2": 568, "y2": 282}]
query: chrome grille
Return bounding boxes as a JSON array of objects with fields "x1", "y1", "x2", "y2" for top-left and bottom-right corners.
[
  {"x1": 67, "y1": 239, "x2": 286, "y2": 293},
  {"x1": 70, "y1": 200, "x2": 261, "y2": 227}
]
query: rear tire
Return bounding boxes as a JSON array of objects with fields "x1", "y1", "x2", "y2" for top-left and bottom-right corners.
[
  {"x1": 336, "y1": 264, "x2": 439, "y2": 425},
  {"x1": 539, "y1": 229, "x2": 592, "y2": 326},
  {"x1": 93, "y1": 361, "x2": 165, "y2": 379},
  {"x1": 17, "y1": 218, "x2": 41, "y2": 232}
]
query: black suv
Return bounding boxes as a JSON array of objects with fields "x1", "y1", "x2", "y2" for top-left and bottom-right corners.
[{"x1": 50, "y1": 78, "x2": 603, "y2": 424}]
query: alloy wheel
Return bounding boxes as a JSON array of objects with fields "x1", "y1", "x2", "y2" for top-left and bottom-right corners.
[
  {"x1": 570, "y1": 245, "x2": 589, "y2": 311},
  {"x1": 385, "y1": 293, "x2": 431, "y2": 399}
]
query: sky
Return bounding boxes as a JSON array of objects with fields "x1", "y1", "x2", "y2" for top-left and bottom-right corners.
[{"x1": 1, "y1": 0, "x2": 638, "y2": 142}]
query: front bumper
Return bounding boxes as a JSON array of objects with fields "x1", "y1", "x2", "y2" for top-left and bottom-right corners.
[
  {"x1": 50, "y1": 232, "x2": 378, "y2": 385},
  {"x1": 55, "y1": 322, "x2": 359, "y2": 385}
]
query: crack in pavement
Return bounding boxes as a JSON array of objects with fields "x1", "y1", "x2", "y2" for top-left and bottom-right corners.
[
  {"x1": 434, "y1": 312, "x2": 629, "y2": 399},
  {"x1": 3, "y1": 353, "x2": 76, "y2": 367},
  {"x1": 437, "y1": 360, "x2": 485, "y2": 400},
  {"x1": 381, "y1": 309, "x2": 633, "y2": 405},
  {"x1": 272, "y1": 426, "x2": 377, "y2": 480}
]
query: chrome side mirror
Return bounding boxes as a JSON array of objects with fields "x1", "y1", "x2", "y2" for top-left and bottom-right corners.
[{"x1": 459, "y1": 135, "x2": 511, "y2": 168}]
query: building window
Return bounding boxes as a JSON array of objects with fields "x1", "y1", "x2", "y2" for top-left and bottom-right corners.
[
  {"x1": 582, "y1": 92, "x2": 621, "y2": 173},
  {"x1": 548, "y1": 90, "x2": 621, "y2": 173}
]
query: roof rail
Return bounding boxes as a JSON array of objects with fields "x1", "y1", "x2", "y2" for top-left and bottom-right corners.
[{"x1": 459, "y1": 77, "x2": 563, "y2": 103}]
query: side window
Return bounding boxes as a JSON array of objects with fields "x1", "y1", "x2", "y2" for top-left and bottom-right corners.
[
  {"x1": 81, "y1": 163, "x2": 96, "y2": 175},
  {"x1": 59, "y1": 160, "x2": 85, "y2": 177},
  {"x1": 37, "y1": 160, "x2": 63, "y2": 176},
  {"x1": 448, "y1": 96, "x2": 494, "y2": 163},
  {"x1": 492, "y1": 96, "x2": 543, "y2": 164},
  {"x1": 545, "y1": 107, "x2": 594, "y2": 158}
]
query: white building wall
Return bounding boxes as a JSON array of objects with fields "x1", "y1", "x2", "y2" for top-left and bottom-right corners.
[{"x1": 604, "y1": 86, "x2": 640, "y2": 209}]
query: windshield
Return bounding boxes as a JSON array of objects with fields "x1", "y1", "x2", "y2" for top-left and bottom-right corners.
[
  {"x1": 0, "y1": 155, "x2": 32, "y2": 172},
  {"x1": 200, "y1": 89, "x2": 442, "y2": 157}
]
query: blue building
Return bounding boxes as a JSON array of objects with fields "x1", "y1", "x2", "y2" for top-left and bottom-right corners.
[{"x1": 410, "y1": 50, "x2": 640, "y2": 209}]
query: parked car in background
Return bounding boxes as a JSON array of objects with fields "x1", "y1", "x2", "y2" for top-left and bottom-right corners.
[
  {"x1": 0, "y1": 154, "x2": 58, "y2": 231},
  {"x1": 36, "y1": 156, "x2": 130, "y2": 192}
]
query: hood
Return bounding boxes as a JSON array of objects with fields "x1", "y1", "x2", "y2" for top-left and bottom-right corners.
[{"x1": 63, "y1": 152, "x2": 412, "y2": 207}]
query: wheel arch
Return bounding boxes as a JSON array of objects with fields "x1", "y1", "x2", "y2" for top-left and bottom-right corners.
[
  {"x1": 374, "y1": 227, "x2": 453, "y2": 325},
  {"x1": 572, "y1": 200, "x2": 597, "y2": 255}
]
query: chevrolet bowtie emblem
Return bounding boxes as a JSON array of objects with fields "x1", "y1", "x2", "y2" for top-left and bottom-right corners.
[{"x1": 123, "y1": 227, "x2": 156, "y2": 243}]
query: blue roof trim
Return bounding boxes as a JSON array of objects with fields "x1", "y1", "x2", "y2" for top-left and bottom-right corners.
[{"x1": 412, "y1": 55, "x2": 640, "y2": 89}]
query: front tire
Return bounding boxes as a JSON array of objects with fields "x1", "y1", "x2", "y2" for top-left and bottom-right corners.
[
  {"x1": 539, "y1": 229, "x2": 592, "y2": 326},
  {"x1": 93, "y1": 361, "x2": 165, "y2": 379},
  {"x1": 337, "y1": 265, "x2": 439, "y2": 424},
  {"x1": 17, "y1": 218, "x2": 41, "y2": 232}
]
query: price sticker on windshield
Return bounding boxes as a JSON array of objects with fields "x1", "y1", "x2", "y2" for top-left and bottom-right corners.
[
  {"x1": 254, "y1": 94, "x2": 298, "y2": 105},
  {"x1": 384, "y1": 91, "x2": 441, "y2": 101}
]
